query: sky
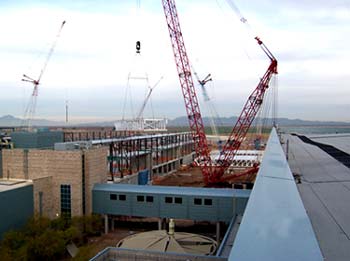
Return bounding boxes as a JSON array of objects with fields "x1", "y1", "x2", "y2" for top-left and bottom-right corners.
[{"x1": 0, "y1": 0, "x2": 349, "y2": 123}]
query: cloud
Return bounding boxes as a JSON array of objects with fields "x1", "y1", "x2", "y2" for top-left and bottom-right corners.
[{"x1": 0, "y1": 0, "x2": 349, "y2": 122}]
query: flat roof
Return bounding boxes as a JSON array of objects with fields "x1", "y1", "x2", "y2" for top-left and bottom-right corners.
[
  {"x1": 0, "y1": 179, "x2": 33, "y2": 193},
  {"x1": 230, "y1": 128, "x2": 323, "y2": 261},
  {"x1": 91, "y1": 132, "x2": 193, "y2": 145},
  {"x1": 286, "y1": 132, "x2": 350, "y2": 260},
  {"x1": 309, "y1": 133, "x2": 350, "y2": 155},
  {"x1": 93, "y1": 183, "x2": 250, "y2": 198}
]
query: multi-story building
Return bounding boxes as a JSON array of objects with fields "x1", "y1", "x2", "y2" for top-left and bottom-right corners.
[{"x1": 1, "y1": 146, "x2": 107, "y2": 218}]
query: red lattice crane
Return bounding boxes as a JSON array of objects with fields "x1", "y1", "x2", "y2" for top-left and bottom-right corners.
[
  {"x1": 215, "y1": 37, "x2": 278, "y2": 182},
  {"x1": 161, "y1": 0, "x2": 213, "y2": 184},
  {"x1": 162, "y1": 0, "x2": 278, "y2": 184}
]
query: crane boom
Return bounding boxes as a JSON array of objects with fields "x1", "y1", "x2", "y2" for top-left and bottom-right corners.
[
  {"x1": 161, "y1": 0, "x2": 213, "y2": 183},
  {"x1": 215, "y1": 37, "x2": 277, "y2": 178},
  {"x1": 136, "y1": 76, "x2": 163, "y2": 119},
  {"x1": 192, "y1": 69, "x2": 221, "y2": 142}
]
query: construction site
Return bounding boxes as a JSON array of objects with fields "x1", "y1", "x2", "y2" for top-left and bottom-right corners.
[{"x1": 0, "y1": 0, "x2": 334, "y2": 261}]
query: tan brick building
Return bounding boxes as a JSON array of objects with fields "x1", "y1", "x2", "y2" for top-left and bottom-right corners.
[{"x1": 2, "y1": 147, "x2": 107, "y2": 219}]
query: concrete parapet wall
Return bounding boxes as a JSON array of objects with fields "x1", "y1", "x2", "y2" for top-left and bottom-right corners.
[{"x1": 91, "y1": 247, "x2": 227, "y2": 261}]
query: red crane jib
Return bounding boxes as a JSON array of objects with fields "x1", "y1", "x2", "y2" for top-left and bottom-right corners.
[{"x1": 215, "y1": 59, "x2": 278, "y2": 182}]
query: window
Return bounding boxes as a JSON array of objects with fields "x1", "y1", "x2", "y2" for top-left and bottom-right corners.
[
  {"x1": 165, "y1": 197, "x2": 173, "y2": 204},
  {"x1": 119, "y1": 194, "x2": 126, "y2": 201},
  {"x1": 60, "y1": 184, "x2": 71, "y2": 217},
  {"x1": 204, "y1": 199, "x2": 212, "y2": 206},
  {"x1": 137, "y1": 195, "x2": 145, "y2": 202},
  {"x1": 146, "y1": 196, "x2": 154, "y2": 203},
  {"x1": 110, "y1": 194, "x2": 117, "y2": 200},
  {"x1": 194, "y1": 198, "x2": 202, "y2": 205},
  {"x1": 175, "y1": 197, "x2": 182, "y2": 204}
]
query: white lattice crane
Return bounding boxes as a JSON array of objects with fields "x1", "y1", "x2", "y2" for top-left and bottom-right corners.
[{"x1": 22, "y1": 20, "x2": 66, "y2": 131}]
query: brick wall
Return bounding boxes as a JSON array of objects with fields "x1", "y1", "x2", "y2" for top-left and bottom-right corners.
[
  {"x1": 2, "y1": 149, "x2": 25, "y2": 179},
  {"x1": 2, "y1": 147, "x2": 108, "y2": 218},
  {"x1": 84, "y1": 146, "x2": 108, "y2": 215},
  {"x1": 32, "y1": 176, "x2": 54, "y2": 218}
]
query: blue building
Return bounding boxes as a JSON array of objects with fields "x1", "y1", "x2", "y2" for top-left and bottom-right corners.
[
  {"x1": 93, "y1": 184, "x2": 250, "y2": 223},
  {"x1": 0, "y1": 180, "x2": 34, "y2": 239}
]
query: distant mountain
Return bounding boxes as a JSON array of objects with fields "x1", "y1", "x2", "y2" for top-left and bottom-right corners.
[
  {"x1": 167, "y1": 116, "x2": 350, "y2": 127},
  {"x1": 0, "y1": 115, "x2": 64, "y2": 127},
  {"x1": 1, "y1": 114, "x2": 349, "y2": 128}
]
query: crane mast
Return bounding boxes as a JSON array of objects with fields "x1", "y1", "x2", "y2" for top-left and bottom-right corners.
[{"x1": 161, "y1": 0, "x2": 213, "y2": 184}]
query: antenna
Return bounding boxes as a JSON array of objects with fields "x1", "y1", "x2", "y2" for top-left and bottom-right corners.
[{"x1": 65, "y1": 100, "x2": 69, "y2": 123}]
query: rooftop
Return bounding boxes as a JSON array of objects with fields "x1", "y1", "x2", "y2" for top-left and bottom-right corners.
[
  {"x1": 93, "y1": 183, "x2": 251, "y2": 198},
  {"x1": 286, "y1": 132, "x2": 350, "y2": 261},
  {"x1": 229, "y1": 128, "x2": 323, "y2": 261},
  {"x1": 0, "y1": 179, "x2": 33, "y2": 193}
]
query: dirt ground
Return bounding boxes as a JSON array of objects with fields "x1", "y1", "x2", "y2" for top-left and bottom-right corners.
[{"x1": 153, "y1": 166, "x2": 256, "y2": 187}]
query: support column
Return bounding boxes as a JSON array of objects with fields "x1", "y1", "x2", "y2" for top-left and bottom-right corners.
[
  {"x1": 216, "y1": 222, "x2": 221, "y2": 243},
  {"x1": 158, "y1": 218, "x2": 162, "y2": 230},
  {"x1": 111, "y1": 217, "x2": 115, "y2": 231},
  {"x1": 104, "y1": 214, "x2": 109, "y2": 234}
]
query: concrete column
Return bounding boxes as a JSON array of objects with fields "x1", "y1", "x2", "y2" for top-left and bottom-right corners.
[
  {"x1": 162, "y1": 218, "x2": 166, "y2": 230},
  {"x1": 216, "y1": 222, "x2": 221, "y2": 243},
  {"x1": 158, "y1": 218, "x2": 162, "y2": 230},
  {"x1": 111, "y1": 218, "x2": 115, "y2": 231},
  {"x1": 104, "y1": 214, "x2": 109, "y2": 234}
]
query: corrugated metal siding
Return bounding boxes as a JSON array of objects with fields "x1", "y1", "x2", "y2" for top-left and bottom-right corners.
[
  {"x1": 159, "y1": 195, "x2": 188, "y2": 219},
  {"x1": 218, "y1": 197, "x2": 235, "y2": 222},
  {"x1": 188, "y1": 196, "x2": 218, "y2": 221},
  {"x1": 0, "y1": 184, "x2": 34, "y2": 239},
  {"x1": 11, "y1": 131, "x2": 63, "y2": 149},
  {"x1": 235, "y1": 197, "x2": 248, "y2": 215},
  {"x1": 131, "y1": 193, "x2": 160, "y2": 217},
  {"x1": 93, "y1": 191, "x2": 132, "y2": 216},
  {"x1": 93, "y1": 183, "x2": 250, "y2": 198},
  {"x1": 92, "y1": 185, "x2": 250, "y2": 222}
]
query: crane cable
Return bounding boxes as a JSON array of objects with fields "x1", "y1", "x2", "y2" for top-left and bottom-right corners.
[
  {"x1": 122, "y1": 0, "x2": 144, "y2": 120},
  {"x1": 218, "y1": 0, "x2": 279, "y2": 147}
]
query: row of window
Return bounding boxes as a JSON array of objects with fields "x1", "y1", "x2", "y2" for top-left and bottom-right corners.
[
  {"x1": 194, "y1": 198, "x2": 212, "y2": 206},
  {"x1": 110, "y1": 194, "x2": 126, "y2": 201},
  {"x1": 109, "y1": 193, "x2": 212, "y2": 206}
]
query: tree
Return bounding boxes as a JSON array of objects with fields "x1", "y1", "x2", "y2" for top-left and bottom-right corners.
[{"x1": 27, "y1": 229, "x2": 67, "y2": 260}]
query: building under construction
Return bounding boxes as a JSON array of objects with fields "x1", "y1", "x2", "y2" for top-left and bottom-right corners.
[{"x1": 0, "y1": 0, "x2": 342, "y2": 260}]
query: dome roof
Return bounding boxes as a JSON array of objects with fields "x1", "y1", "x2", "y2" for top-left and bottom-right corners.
[{"x1": 117, "y1": 230, "x2": 217, "y2": 255}]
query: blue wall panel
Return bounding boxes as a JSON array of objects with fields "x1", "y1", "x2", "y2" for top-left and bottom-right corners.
[
  {"x1": 0, "y1": 184, "x2": 33, "y2": 239},
  {"x1": 92, "y1": 184, "x2": 250, "y2": 223}
]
